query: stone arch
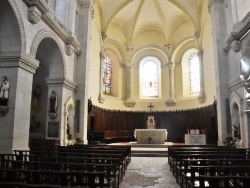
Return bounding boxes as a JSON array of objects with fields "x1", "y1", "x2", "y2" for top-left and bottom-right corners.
[
  {"x1": 133, "y1": 46, "x2": 169, "y2": 68},
  {"x1": 0, "y1": 0, "x2": 26, "y2": 52},
  {"x1": 31, "y1": 29, "x2": 66, "y2": 76},
  {"x1": 64, "y1": 96, "x2": 75, "y2": 146}
]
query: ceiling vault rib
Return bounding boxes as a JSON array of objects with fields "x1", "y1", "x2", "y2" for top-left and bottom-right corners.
[
  {"x1": 105, "y1": 0, "x2": 134, "y2": 32},
  {"x1": 168, "y1": 0, "x2": 196, "y2": 30},
  {"x1": 131, "y1": 0, "x2": 145, "y2": 43},
  {"x1": 153, "y1": 0, "x2": 169, "y2": 42}
]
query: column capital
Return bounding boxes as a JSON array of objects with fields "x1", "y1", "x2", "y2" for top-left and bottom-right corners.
[
  {"x1": 127, "y1": 43, "x2": 135, "y2": 53},
  {"x1": 126, "y1": 63, "x2": 134, "y2": 69},
  {"x1": 166, "y1": 62, "x2": 175, "y2": 69},
  {"x1": 0, "y1": 52, "x2": 39, "y2": 74},
  {"x1": 207, "y1": 0, "x2": 224, "y2": 13},
  {"x1": 197, "y1": 50, "x2": 203, "y2": 56}
]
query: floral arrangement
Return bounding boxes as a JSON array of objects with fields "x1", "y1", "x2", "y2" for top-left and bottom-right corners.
[{"x1": 224, "y1": 136, "x2": 237, "y2": 147}]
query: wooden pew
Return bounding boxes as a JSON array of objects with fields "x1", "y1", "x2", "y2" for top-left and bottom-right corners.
[
  {"x1": 188, "y1": 165, "x2": 250, "y2": 188},
  {"x1": 181, "y1": 158, "x2": 250, "y2": 188}
]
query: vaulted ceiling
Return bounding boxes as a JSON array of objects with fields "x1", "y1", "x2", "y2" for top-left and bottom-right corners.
[{"x1": 96, "y1": 0, "x2": 204, "y2": 44}]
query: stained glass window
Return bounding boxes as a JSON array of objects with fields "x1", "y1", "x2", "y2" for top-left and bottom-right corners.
[
  {"x1": 140, "y1": 60, "x2": 158, "y2": 97},
  {"x1": 103, "y1": 54, "x2": 111, "y2": 94},
  {"x1": 189, "y1": 53, "x2": 200, "y2": 94}
]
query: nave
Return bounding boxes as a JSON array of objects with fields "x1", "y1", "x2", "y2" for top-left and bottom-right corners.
[{"x1": 120, "y1": 157, "x2": 180, "y2": 188}]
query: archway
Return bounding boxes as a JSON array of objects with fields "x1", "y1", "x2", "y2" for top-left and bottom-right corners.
[{"x1": 30, "y1": 36, "x2": 64, "y2": 144}]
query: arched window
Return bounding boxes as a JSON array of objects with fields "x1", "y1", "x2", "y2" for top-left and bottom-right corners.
[
  {"x1": 103, "y1": 54, "x2": 112, "y2": 94},
  {"x1": 140, "y1": 56, "x2": 161, "y2": 98},
  {"x1": 189, "y1": 53, "x2": 200, "y2": 94},
  {"x1": 181, "y1": 49, "x2": 201, "y2": 97}
]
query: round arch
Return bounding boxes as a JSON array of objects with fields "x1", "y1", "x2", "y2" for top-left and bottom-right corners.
[{"x1": 30, "y1": 29, "x2": 66, "y2": 77}]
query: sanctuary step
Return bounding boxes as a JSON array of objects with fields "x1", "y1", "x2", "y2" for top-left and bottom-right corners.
[
  {"x1": 131, "y1": 148, "x2": 168, "y2": 157},
  {"x1": 130, "y1": 142, "x2": 171, "y2": 157}
]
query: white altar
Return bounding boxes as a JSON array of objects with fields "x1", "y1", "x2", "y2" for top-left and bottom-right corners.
[
  {"x1": 185, "y1": 134, "x2": 206, "y2": 145},
  {"x1": 134, "y1": 129, "x2": 168, "y2": 144}
]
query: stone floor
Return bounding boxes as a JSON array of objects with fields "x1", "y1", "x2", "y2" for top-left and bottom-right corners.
[{"x1": 119, "y1": 157, "x2": 180, "y2": 188}]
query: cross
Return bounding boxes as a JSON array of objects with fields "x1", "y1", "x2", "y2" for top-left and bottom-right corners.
[{"x1": 148, "y1": 103, "x2": 154, "y2": 113}]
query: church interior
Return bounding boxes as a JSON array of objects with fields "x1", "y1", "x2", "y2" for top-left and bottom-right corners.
[{"x1": 1, "y1": 0, "x2": 250, "y2": 187}]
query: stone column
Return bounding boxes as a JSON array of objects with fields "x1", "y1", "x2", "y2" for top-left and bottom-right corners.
[
  {"x1": 0, "y1": 52, "x2": 39, "y2": 153},
  {"x1": 98, "y1": 33, "x2": 107, "y2": 103},
  {"x1": 208, "y1": 0, "x2": 229, "y2": 145},
  {"x1": 75, "y1": 0, "x2": 92, "y2": 144},
  {"x1": 125, "y1": 44, "x2": 136, "y2": 107},
  {"x1": 165, "y1": 62, "x2": 176, "y2": 106},
  {"x1": 197, "y1": 51, "x2": 206, "y2": 103},
  {"x1": 125, "y1": 63, "x2": 136, "y2": 107}
]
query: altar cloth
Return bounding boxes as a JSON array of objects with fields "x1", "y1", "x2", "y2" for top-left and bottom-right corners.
[{"x1": 134, "y1": 129, "x2": 168, "y2": 144}]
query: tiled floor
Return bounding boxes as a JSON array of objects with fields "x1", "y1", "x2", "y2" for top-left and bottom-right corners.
[{"x1": 120, "y1": 157, "x2": 180, "y2": 188}]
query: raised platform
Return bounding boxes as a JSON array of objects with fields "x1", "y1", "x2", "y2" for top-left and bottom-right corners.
[{"x1": 108, "y1": 142, "x2": 176, "y2": 157}]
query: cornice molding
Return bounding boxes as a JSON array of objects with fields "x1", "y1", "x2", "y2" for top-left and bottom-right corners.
[
  {"x1": 224, "y1": 12, "x2": 250, "y2": 52},
  {"x1": 23, "y1": 0, "x2": 81, "y2": 55},
  {"x1": 0, "y1": 51, "x2": 39, "y2": 73},
  {"x1": 46, "y1": 77, "x2": 77, "y2": 92}
]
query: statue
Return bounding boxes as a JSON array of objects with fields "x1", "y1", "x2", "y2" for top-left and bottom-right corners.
[
  {"x1": 240, "y1": 56, "x2": 250, "y2": 100},
  {"x1": 0, "y1": 76, "x2": 10, "y2": 106},
  {"x1": 49, "y1": 91, "x2": 57, "y2": 119}
]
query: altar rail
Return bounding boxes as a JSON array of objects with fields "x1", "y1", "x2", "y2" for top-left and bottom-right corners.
[{"x1": 104, "y1": 130, "x2": 134, "y2": 143}]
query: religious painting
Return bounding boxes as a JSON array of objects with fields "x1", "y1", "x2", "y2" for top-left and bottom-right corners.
[
  {"x1": 147, "y1": 116, "x2": 155, "y2": 125},
  {"x1": 47, "y1": 121, "x2": 59, "y2": 138}
]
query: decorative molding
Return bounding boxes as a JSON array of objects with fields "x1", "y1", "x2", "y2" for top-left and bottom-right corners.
[
  {"x1": 23, "y1": 0, "x2": 81, "y2": 55},
  {"x1": 0, "y1": 51, "x2": 39, "y2": 73},
  {"x1": 231, "y1": 40, "x2": 241, "y2": 52},
  {"x1": 46, "y1": 77, "x2": 77, "y2": 92},
  {"x1": 198, "y1": 92, "x2": 206, "y2": 103},
  {"x1": 8, "y1": 0, "x2": 26, "y2": 52},
  {"x1": 165, "y1": 97, "x2": 176, "y2": 106},
  {"x1": 224, "y1": 12, "x2": 250, "y2": 52},
  {"x1": 125, "y1": 99, "x2": 136, "y2": 107},
  {"x1": 98, "y1": 93, "x2": 105, "y2": 103},
  {"x1": 28, "y1": 6, "x2": 41, "y2": 24},
  {"x1": 164, "y1": 43, "x2": 173, "y2": 51},
  {"x1": 66, "y1": 44, "x2": 74, "y2": 56},
  {"x1": 207, "y1": 0, "x2": 224, "y2": 14},
  {"x1": 78, "y1": 0, "x2": 91, "y2": 9}
]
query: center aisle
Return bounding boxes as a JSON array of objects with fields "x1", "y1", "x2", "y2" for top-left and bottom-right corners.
[{"x1": 120, "y1": 157, "x2": 180, "y2": 188}]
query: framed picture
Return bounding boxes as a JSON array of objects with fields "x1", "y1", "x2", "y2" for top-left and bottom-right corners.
[
  {"x1": 47, "y1": 121, "x2": 60, "y2": 138},
  {"x1": 147, "y1": 116, "x2": 155, "y2": 125}
]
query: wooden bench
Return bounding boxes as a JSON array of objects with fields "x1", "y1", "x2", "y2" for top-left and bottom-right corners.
[
  {"x1": 188, "y1": 165, "x2": 250, "y2": 188},
  {"x1": 181, "y1": 158, "x2": 250, "y2": 188}
]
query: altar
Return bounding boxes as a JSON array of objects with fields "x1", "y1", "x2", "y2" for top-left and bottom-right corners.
[
  {"x1": 134, "y1": 129, "x2": 168, "y2": 144},
  {"x1": 185, "y1": 134, "x2": 206, "y2": 145}
]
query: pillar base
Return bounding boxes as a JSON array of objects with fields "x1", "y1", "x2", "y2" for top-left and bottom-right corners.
[
  {"x1": 125, "y1": 99, "x2": 136, "y2": 107},
  {"x1": 165, "y1": 97, "x2": 176, "y2": 106},
  {"x1": 98, "y1": 93, "x2": 105, "y2": 103}
]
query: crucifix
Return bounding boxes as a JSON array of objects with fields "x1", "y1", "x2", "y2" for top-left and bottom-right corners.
[{"x1": 148, "y1": 103, "x2": 154, "y2": 113}]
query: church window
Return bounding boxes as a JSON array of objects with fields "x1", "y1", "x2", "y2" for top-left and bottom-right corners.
[
  {"x1": 103, "y1": 54, "x2": 112, "y2": 94},
  {"x1": 140, "y1": 56, "x2": 161, "y2": 98},
  {"x1": 181, "y1": 49, "x2": 200, "y2": 97},
  {"x1": 189, "y1": 53, "x2": 200, "y2": 94}
]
